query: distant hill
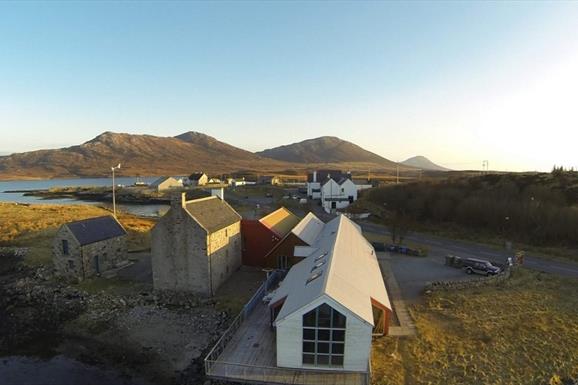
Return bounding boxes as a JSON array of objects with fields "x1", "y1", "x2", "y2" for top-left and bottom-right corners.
[
  {"x1": 401, "y1": 156, "x2": 451, "y2": 171},
  {"x1": 257, "y1": 136, "x2": 401, "y2": 169},
  {"x1": 0, "y1": 131, "x2": 290, "y2": 179}
]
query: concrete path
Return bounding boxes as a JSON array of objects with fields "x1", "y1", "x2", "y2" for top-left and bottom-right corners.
[{"x1": 377, "y1": 253, "x2": 416, "y2": 337}]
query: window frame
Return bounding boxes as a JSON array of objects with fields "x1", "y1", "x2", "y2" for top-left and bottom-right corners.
[{"x1": 302, "y1": 303, "x2": 346, "y2": 368}]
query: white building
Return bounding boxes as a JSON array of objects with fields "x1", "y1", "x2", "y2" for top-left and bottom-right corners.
[
  {"x1": 306, "y1": 170, "x2": 347, "y2": 200},
  {"x1": 320, "y1": 177, "x2": 358, "y2": 213},
  {"x1": 269, "y1": 215, "x2": 391, "y2": 372},
  {"x1": 188, "y1": 172, "x2": 208, "y2": 186}
]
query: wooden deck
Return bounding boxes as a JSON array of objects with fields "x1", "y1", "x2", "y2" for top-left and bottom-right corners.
[{"x1": 205, "y1": 300, "x2": 369, "y2": 385}]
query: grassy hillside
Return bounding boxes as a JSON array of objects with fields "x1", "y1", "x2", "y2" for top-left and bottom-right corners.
[
  {"x1": 372, "y1": 268, "x2": 578, "y2": 385},
  {"x1": 0, "y1": 203, "x2": 155, "y2": 266}
]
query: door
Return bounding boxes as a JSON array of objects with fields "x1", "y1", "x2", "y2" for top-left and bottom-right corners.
[{"x1": 94, "y1": 255, "x2": 100, "y2": 274}]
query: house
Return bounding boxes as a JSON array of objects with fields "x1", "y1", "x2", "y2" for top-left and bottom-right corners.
[
  {"x1": 189, "y1": 172, "x2": 208, "y2": 186},
  {"x1": 268, "y1": 215, "x2": 391, "y2": 372},
  {"x1": 264, "y1": 212, "x2": 325, "y2": 269},
  {"x1": 241, "y1": 207, "x2": 301, "y2": 267},
  {"x1": 151, "y1": 194, "x2": 242, "y2": 296},
  {"x1": 52, "y1": 216, "x2": 127, "y2": 281},
  {"x1": 150, "y1": 176, "x2": 183, "y2": 192},
  {"x1": 320, "y1": 176, "x2": 358, "y2": 213},
  {"x1": 306, "y1": 170, "x2": 348, "y2": 199},
  {"x1": 208, "y1": 177, "x2": 223, "y2": 184}
]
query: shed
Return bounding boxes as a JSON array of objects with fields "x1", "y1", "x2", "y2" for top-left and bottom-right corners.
[{"x1": 53, "y1": 216, "x2": 128, "y2": 280}]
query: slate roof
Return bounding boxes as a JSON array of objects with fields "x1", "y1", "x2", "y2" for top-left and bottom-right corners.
[
  {"x1": 150, "y1": 176, "x2": 175, "y2": 187},
  {"x1": 307, "y1": 170, "x2": 348, "y2": 183},
  {"x1": 259, "y1": 207, "x2": 301, "y2": 238},
  {"x1": 66, "y1": 216, "x2": 127, "y2": 246},
  {"x1": 184, "y1": 196, "x2": 242, "y2": 233},
  {"x1": 189, "y1": 172, "x2": 206, "y2": 181}
]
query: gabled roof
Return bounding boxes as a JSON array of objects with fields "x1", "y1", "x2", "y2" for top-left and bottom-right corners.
[
  {"x1": 270, "y1": 215, "x2": 390, "y2": 327},
  {"x1": 151, "y1": 176, "x2": 179, "y2": 187},
  {"x1": 307, "y1": 170, "x2": 348, "y2": 183},
  {"x1": 65, "y1": 216, "x2": 127, "y2": 246},
  {"x1": 189, "y1": 172, "x2": 206, "y2": 180},
  {"x1": 291, "y1": 212, "x2": 325, "y2": 245},
  {"x1": 184, "y1": 196, "x2": 241, "y2": 233},
  {"x1": 259, "y1": 207, "x2": 300, "y2": 238}
]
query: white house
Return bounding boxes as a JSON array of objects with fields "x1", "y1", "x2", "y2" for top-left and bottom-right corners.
[
  {"x1": 320, "y1": 177, "x2": 357, "y2": 213},
  {"x1": 306, "y1": 170, "x2": 348, "y2": 200},
  {"x1": 269, "y1": 215, "x2": 391, "y2": 372}
]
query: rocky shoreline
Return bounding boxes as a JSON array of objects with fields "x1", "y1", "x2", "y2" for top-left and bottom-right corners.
[{"x1": 0, "y1": 249, "x2": 231, "y2": 385}]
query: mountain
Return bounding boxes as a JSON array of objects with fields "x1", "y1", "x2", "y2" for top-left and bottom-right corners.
[
  {"x1": 0, "y1": 131, "x2": 289, "y2": 179},
  {"x1": 401, "y1": 156, "x2": 451, "y2": 171},
  {"x1": 257, "y1": 136, "x2": 401, "y2": 169}
]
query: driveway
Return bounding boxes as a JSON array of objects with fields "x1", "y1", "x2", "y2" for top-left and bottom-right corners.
[{"x1": 378, "y1": 251, "x2": 469, "y2": 303}]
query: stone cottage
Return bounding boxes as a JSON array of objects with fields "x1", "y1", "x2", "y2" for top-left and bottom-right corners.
[
  {"x1": 53, "y1": 216, "x2": 128, "y2": 281},
  {"x1": 151, "y1": 194, "x2": 242, "y2": 296}
]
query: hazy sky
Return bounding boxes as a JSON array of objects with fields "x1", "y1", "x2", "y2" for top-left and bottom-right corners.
[{"x1": 1, "y1": 1, "x2": 577, "y2": 171}]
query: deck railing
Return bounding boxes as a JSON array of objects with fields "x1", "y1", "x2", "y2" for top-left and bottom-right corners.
[
  {"x1": 205, "y1": 360, "x2": 370, "y2": 385},
  {"x1": 204, "y1": 269, "x2": 370, "y2": 385},
  {"x1": 204, "y1": 269, "x2": 284, "y2": 375}
]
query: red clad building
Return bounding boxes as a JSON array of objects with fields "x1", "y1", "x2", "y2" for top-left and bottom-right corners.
[{"x1": 241, "y1": 207, "x2": 301, "y2": 267}]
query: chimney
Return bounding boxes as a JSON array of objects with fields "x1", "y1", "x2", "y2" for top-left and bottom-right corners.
[
  {"x1": 171, "y1": 192, "x2": 186, "y2": 209},
  {"x1": 211, "y1": 187, "x2": 224, "y2": 200},
  {"x1": 313, "y1": 171, "x2": 317, "y2": 183}
]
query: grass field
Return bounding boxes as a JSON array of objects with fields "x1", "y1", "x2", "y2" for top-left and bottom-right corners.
[
  {"x1": 372, "y1": 268, "x2": 578, "y2": 385},
  {"x1": 0, "y1": 203, "x2": 155, "y2": 266}
]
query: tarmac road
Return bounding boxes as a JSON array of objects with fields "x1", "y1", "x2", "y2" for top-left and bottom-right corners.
[{"x1": 359, "y1": 221, "x2": 578, "y2": 279}]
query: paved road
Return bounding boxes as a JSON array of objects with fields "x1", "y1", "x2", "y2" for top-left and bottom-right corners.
[{"x1": 359, "y1": 221, "x2": 578, "y2": 278}]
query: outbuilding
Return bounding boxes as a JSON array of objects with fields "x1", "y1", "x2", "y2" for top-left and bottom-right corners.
[
  {"x1": 52, "y1": 216, "x2": 128, "y2": 281},
  {"x1": 150, "y1": 176, "x2": 183, "y2": 192}
]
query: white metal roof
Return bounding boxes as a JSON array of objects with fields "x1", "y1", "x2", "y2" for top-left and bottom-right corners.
[
  {"x1": 271, "y1": 215, "x2": 391, "y2": 327},
  {"x1": 290, "y1": 212, "x2": 325, "y2": 245}
]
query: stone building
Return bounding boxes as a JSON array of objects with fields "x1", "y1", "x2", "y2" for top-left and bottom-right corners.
[
  {"x1": 52, "y1": 216, "x2": 128, "y2": 281},
  {"x1": 151, "y1": 194, "x2": 242, "y2": 296}
]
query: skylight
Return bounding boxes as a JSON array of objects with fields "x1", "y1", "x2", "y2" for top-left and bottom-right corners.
[
  {"x1": 306, "y1": 270, "x2": 323, "y2": 284},
  {"x1": 315, "y1": 252, "x2": 327, "y2": 261},
  {"x1": 311, "y1": 260, "x2": 326, "y2": 271}
]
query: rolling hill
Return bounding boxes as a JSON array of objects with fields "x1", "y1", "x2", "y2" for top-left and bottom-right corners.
[
  {"x1": 401, "y1": 156, "x2": 451, "y2": 171},
  {"x1": 256, "y1": 136, "x2": 402, "y2": 169},
  {"x1": 0, "y1": 131, "x2": 290, "y2": 179}
]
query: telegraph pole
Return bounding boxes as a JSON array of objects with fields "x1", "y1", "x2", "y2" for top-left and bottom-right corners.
[{"x1": 396, "y1": 164, "x2": 400, "y2": 184}]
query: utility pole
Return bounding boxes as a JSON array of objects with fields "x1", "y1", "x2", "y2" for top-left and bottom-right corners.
[
  {"x1": 111, "y1": 163, "x2": 121, "y2": 217},
  {"x1": 396, "y1": 164, "x2": 400, "y2": 184}
]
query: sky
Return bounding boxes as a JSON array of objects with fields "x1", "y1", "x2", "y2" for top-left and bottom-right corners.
[{"x1": 1, "y1": 1, "x2": 577, "y2": 171}]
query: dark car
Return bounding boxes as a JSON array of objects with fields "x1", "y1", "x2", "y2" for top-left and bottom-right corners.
[{"x1": 462, "y1": 258, "x2": 501, "y2": 276}]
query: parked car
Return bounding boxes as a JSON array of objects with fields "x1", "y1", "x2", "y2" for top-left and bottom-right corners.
[
  {"x1": 462, "y1": 258, "x2": 501, "y2": 276},
  {"x1": 265, "y1": 192, "x2": 273, "y2": 198}
]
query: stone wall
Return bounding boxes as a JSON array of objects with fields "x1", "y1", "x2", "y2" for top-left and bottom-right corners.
[
  {"x1": 52, "y1": 225, "x2": 127, "y2": 281},
  {"x1": 425, "y1": 267, "x2": 512, "y2": 292},
  {"x1": 152, "y1": 206, "x2": 210, "y2": 295},
  {"x1": 208, "y1": 222, "x2": 241, "y2": 295}
]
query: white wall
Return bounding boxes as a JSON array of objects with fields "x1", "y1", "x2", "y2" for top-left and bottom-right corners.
[{"x1": 275, "y1": 295, "x2": 372, "y2": 372}]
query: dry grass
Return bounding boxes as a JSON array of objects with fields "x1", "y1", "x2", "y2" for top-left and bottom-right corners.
[
  {"x1": 0, "y1": 202, "x2": 155, "y2": 266},
  {"x1": 372, "y1": 269, "x2": 578, "y2": 385}
]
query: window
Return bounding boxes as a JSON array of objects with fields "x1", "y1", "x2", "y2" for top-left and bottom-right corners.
[
  {"x1": 302, "y1": 303, "x2": 346, "y2": 367},
  {"x1": 314, "y1": 253, "x2": 327, "y2": 261},
  {"x1": 311, "y1": 260, "x2": 326, "y2": 271},
  {"x1": 62, "y1": 240, "x2": 69, "y2": 255}
]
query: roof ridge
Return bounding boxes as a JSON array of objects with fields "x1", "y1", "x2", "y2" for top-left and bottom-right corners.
[
  {"x1": 65, "y1": 215, "x2": 115, "y2": 225},
  {"x1": 319, "y1": 215, "x2": 345, "y2": 294}
]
